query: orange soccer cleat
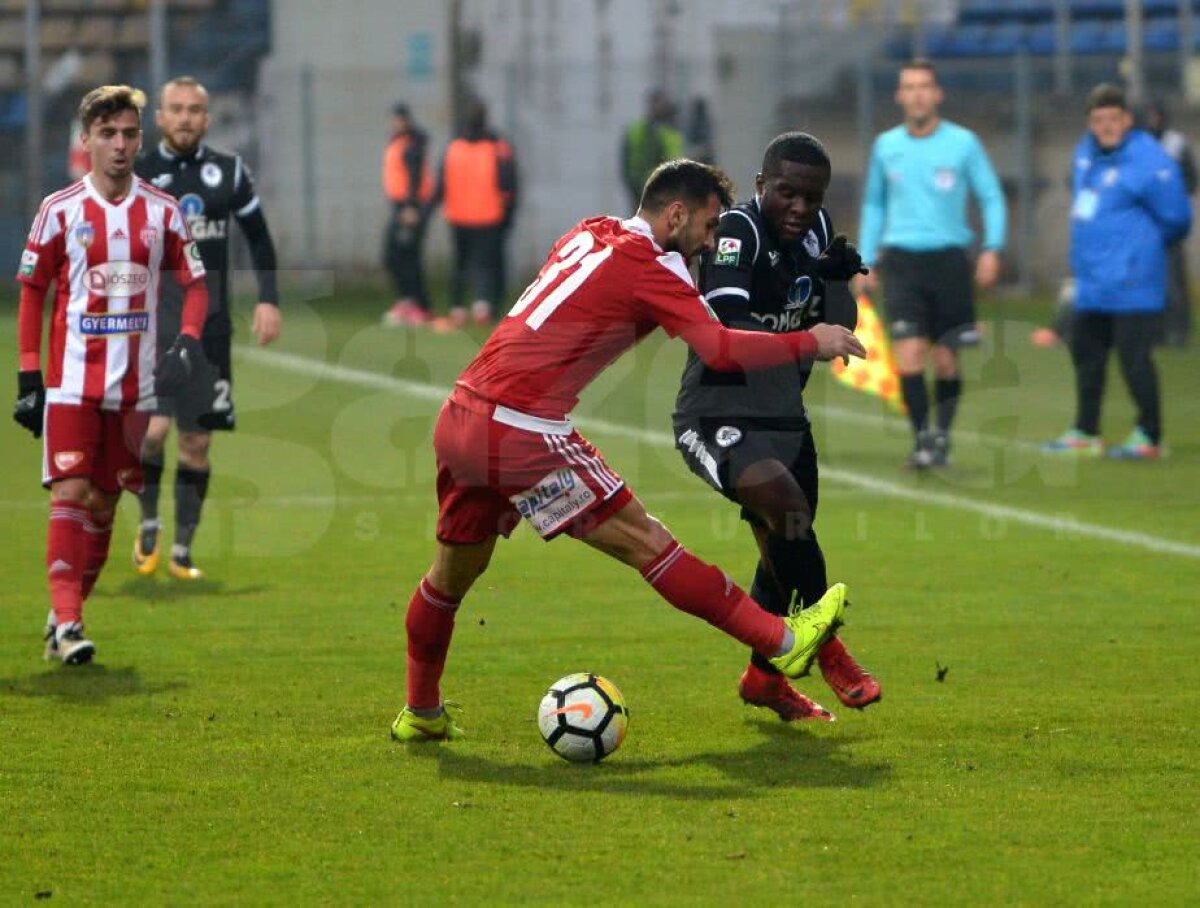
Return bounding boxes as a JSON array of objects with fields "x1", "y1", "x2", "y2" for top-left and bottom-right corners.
[
  {"x1": 817, "y1": 636, "x2": 882, "y2": 709},
  {"x1": 738, "y1": 665, "x2": 835, "y2": 722}
]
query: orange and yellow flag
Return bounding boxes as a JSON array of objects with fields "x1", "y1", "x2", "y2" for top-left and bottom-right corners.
[{"x1": 830, "y1": 295, "x2": 905, "y2": 412}]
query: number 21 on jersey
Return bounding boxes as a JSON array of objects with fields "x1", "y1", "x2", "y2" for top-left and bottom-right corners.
[{"x1": 508, "y1": 231, "x2": 613, "y2": 329}]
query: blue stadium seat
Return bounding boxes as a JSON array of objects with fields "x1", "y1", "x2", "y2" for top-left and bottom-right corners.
[
  {"x1": 1027, "y1": 21, "x2": 1057, "y2": 54},
  {"x1": 988, "y1": 22, "x2": 1028, "y2": 55},
  {"x1": 1072, "y1": 0, "x2": 1126, "y2": 18},
  {"x1": 949, "y1": 22, "x2": 994, "y2": 57},
  {"x1": 1071, "y1": 20, "x2": 1109, "y2": 53},
  {"x1": 1145, "y1": 18, "x2": 1179, "y2": 52}
]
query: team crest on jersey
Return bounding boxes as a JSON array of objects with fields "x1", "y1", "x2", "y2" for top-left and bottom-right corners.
[
  {"x1": 55, "y1": 451, "x2": 84, "y2": 472},
  {"x1": 714, "y1": 237, "x2": 742, "y2": 267},
  {"x1": 19, "y1": 249, "x2": 38, "y2": 278},
  {"x1": 201, "y1": 162, "x2": 223, "y2": 188},
  {"x1": 151, "y1": 173, "x2": 173, "y2": 189},
  {"x1": 934, "y1": 167, "x2": 957, "y2": 191},
  {"x1": 140, "y1": 226, "x2": 160, "y2": 248},
  {"x1": 73, "y1": 222, "x2": 95, "y2": 248},
  {"x1": 1103, "y1": 167, "x2": 1119, "y2": 187}
]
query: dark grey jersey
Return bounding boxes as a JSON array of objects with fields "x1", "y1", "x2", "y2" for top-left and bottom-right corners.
[
  {"x1": 673, "y1": 198, "x2": 855, "y2": 424},
  {"x1": 135, "y1": 142, "x2": 278, "y2": 341}
]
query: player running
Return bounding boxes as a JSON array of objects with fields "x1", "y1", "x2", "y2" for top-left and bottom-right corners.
[
  {"x1": 131, "y1": 76, "x2": 281, "y2": 580},
  {"x1": 14, "y1": 85, "x2": 209, "y2": 663},
  {"x1": 392, "y1": 159, "x2": 867, "y2": 741},
  {"x1": 674, "y1": 133, "x2": 882, "y2": 723}
]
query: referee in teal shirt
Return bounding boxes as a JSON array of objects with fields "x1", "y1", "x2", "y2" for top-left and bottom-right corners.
[{"x1": 858, "y1": 59, "x2": 1007, "y2": 469}]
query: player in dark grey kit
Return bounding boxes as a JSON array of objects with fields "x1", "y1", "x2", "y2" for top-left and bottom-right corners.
[
  {"x1": 674, "y1": 133, "x2": 881, "y2": 721},
  {"x1": 132, "y1": 76, "x2": 281, "y2": 580}
]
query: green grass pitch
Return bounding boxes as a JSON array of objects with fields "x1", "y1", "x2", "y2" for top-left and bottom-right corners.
[{"x1": 1, "y1": 287, "x2": 1197, "y2": 902}]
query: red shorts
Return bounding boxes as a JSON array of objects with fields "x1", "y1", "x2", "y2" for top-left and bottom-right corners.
[
  {"x1": 42, "y1": 403, "x2": 150, "y2": 493},
  {"x1": 434, "y1": 388, "x2": 633, "y2": 544}
]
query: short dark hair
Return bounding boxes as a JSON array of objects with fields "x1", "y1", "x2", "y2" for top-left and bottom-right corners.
[
  {"x1": 762, "y1": 132, "x2": 830, "y2": 174},
  {"x1": 160, "y1": 75, "x2": 207, "y2": 106},
  {"x1": 639, "y1": 159, "x2": 734, "y2": 213},
  {"x1": 1086, "y1": 83, "x2": 1127, "y2": 113},
  {"x1": 900, "y1": 58, "x2": 938, "y2": 80},
  {"x1": 79, "y1": 84, "x2": 146, "y2": 131}
]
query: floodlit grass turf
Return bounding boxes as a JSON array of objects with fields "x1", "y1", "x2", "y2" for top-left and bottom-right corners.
[{"x1": 1, "y1": 286, "x2": 1197, "y2": 903}]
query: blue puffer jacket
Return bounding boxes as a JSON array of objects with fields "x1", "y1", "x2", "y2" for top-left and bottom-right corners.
[{"x1": 1069, "y1": 128, "x2": 1192, "y2": 313}]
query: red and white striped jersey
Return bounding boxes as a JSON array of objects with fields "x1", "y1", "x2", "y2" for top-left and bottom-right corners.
[
  {"x1": 17, "y1": 175, "x2": 207, "y2": 410},
  {"x1": 457, "y1": 216, "x2": 717, "y2": 419}
]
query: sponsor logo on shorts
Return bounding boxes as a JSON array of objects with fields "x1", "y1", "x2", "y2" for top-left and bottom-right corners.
[
  {"x1": 55, "y1": 451, "x2": 84, "y2": 472},
  {"x1": 79, "y1": 311, "x2": 151, "y2": 336},
  {"x1": 512, "y1": 468, "x2": 595, "y2": 537},
  {"x1": 715, "y1": 426, "x2": 743, "y2": 448},
  {"x1": 85, "y1": 261, "x2": 151, "y2": 298},
  {"x1": 713, "y1": 237, "x2": 741, "y2": 267},
  {"x1": 19, "y1": 249, "x2": 38, "y2": 278}
]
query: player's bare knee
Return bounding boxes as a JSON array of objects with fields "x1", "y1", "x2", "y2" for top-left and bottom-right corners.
[
  {"x1": 50, "y1": 477, "x2": 90, "y2": 503},
  {"x1": 178, "y1": 431, "x2": 211, "y2": 469}
]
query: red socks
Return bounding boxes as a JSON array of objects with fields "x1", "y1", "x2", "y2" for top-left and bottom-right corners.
[
  {"x1": 81, "y1": 512, "x2": 113, "y2": 602},
  {"x1": 641, "y1": 541, "x2": 784, "y2": 656},
  {"x1": 405, "y1": 578, "x2": 461, "y2": 710},
  {"x1": 47, "y1": 501, "x2": 88, "y2": 626}
]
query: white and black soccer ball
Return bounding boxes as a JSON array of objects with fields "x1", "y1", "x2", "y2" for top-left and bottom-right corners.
[{"x1": 537, "y1": 673, "x2": 628, "y2": 763}]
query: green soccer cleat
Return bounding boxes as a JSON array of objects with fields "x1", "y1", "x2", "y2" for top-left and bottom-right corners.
[
  {"x1": 390, "y1": 703, "x2": 465, "y2": 743},
  {"x1": 1041, "y1": 428, "x2": 1103, "y2": 456},
  {"x1": 768, "y1": 583, "x2": 848, "y2": 679}
]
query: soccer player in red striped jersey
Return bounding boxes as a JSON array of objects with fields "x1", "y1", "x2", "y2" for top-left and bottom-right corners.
[
  {"x1": 392, "y1": 159, "x2": 868, "y2": 742},
  {"x1": 13, "y1": 85, "x2": 209, "y2": 664}
]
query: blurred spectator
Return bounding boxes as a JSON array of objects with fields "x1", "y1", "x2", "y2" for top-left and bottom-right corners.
[
  {"x1": 1144, "y1": 100, "x2": 1196, "y2": 348},
  {"x1": 432, "y1": 98, "x2": 518, "y2": 331},
  {"x1": 620, "y1": 89, "x2": 683, "y2": 209},
  {"x1": 381, "y1": 103, "x2": 435, "y2": 328},
  {"x1": 1043, "y1": 84, "x2": 1191, "y2": 461},
  {"x1": 684, "y1": 97, "x2": 714, "y2": 164}
]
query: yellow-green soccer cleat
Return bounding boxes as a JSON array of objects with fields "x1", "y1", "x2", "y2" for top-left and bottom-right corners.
[
  {"x1": 391, "y1": 703, "x2": 465, "y2": 743},
  {"x1": 132, "y1": 524, "x2": 160, "y2": 576},
  {"x1": 768, "y1": 582, "x2": 848, "y2": 679},
  {"x1": 168, "y1": 552, "x2": 204, "y2": 581}
]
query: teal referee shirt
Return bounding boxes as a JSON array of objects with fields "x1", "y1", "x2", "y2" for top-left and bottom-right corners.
[{"x1": 858, "y1": 120, "x2": 1007, "y2": 268}]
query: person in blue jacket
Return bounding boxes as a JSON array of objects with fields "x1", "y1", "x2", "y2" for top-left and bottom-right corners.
[
  {"x1": 858, "y1": 59, "x2": 1007, "y2": 470},
  {"x1": 1043, "y1": 83, "x2": 1192, "y2": 460}
]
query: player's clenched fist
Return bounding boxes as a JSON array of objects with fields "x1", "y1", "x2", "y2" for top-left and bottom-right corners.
[
  {"x1": 12, "y1": 370, "x2": 45, "y2": 438},
  {"x1": 809, "y1": 323, "x2": 867, "y2": 364}
]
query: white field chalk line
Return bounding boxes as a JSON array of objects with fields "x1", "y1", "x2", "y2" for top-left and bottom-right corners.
[{"x1": 223, "y1": 346, "x2": 1196, "y2": 560}]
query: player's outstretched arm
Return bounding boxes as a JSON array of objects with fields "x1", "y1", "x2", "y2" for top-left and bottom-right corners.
[{"x1": 680, "y1": 320, "x2": 865, "y2": 372}]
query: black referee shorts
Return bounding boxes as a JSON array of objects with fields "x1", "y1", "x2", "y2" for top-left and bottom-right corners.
[
  {"x1": 882, "y1": 247, "x2": 979, "y2": 348},
  {"x1": 673, "y1": 417, "x2": 819, "y2": 524},
  {"x1": 154, "y1": 331, "x2": 236, "y2": 432}
]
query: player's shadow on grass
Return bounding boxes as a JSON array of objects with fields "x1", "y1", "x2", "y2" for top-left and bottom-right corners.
[
  {"x1": 427, "y1": 721, "x2": 889, "y2": 800},
  {"x1": 0, "y1": 664, "x2": 187, "y2": 704},
  {"x1": 107, "y1": 577, "x2": 269, "y2": 601}
]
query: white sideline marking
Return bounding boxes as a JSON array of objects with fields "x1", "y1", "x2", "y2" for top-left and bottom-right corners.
[{"x1": 234, "y1": 346, "x2": 1200, "y2": 560}]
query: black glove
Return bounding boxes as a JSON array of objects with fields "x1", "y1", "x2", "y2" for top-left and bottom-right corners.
[
  {"x1": 13, "y1": 370, "x2": 45, "y2": 438},
  {"x1": 155, "y1": 334, "x2": 205, "y2": 397},
  {"x1": 815, "y1": 235, "x2": 868, "y2": 282}
]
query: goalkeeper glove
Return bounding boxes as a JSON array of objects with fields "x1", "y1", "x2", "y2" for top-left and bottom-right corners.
[
  {"x1": 155, "y1": 334, "x2": 205, "y2": 397},
  {"x1": 13, "y1": 370, "x2": 45, "y2": 438},
  {"x1": 815, "y1": 235, "x2": 868, "y2": 282}
]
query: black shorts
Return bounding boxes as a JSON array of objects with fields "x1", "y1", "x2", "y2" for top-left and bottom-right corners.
[
  {"x1": 154, "y1": 332, "x2": 236, "y2": 432},
  {"x1": 673, "y1": 417, "x2": 819, "y2": 524},
  {"x1": 882, "y1": 248, "x2": 979, "y2": 347}
]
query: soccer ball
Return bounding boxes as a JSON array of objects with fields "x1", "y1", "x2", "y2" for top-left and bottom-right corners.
[{"x1": 537, "y1": 673, "x2": 628, "y2": 763}]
